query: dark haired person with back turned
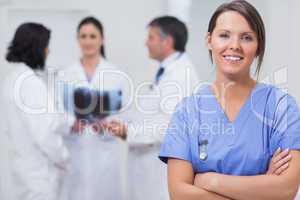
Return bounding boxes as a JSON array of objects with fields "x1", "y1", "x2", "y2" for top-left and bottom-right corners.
[{"x1": 2, "y1": 23, "x2": 71, "y2": 200}]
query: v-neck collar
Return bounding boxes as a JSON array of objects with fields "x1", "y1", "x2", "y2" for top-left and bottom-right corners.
[
  {"x1": 207, "y1": 82, "x2": 260, "y2": 125},
  {"x1": 79, "y1": 58, "x2": 105, "y2": 84}
]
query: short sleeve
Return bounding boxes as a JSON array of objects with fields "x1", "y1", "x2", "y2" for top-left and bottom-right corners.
[
  {"x1": 270, "y1": 94, "x2": 300, "y2": 154},
  {"x1": 159, "y1": 98, "x2": 192, "y2": 164}
]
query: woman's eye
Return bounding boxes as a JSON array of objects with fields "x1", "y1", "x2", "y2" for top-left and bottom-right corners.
[
  {"x1": 80, "y1": 34, "x2": 87, "y2": 39},
  {"x1": 90, "y1": 34, "x2": 97, "y2": 39},
  {"x1": 242, "y1": 35, "x2": 253, "y2": 41},
  {"x1": 219, "y1": 33, "x2": 229, "y2": 38}
]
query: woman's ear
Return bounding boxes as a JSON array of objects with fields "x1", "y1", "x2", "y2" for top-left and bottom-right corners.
[
  {"x1": 100, "y1": 37, "x2": 105, "y2": 46},
  {"x1": 206, "y1": 32, "x2": 212, "y2": 50},
  {"x1": 164, "y1": 35, "x2": 174, "y2": 50}
]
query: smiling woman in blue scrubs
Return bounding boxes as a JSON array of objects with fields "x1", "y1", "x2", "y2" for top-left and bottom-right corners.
[{"x1": 159, "y1": 0, "x2": 300, "y2": 200}]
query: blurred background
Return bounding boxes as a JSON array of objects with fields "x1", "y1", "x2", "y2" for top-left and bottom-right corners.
[{"x1": 0, "y1": 0, "x2": 299, "y2": 199}]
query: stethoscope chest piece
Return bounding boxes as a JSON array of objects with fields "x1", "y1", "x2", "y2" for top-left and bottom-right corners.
[
  {"x1": 199, "y1": 139, "x2": 208, "y2": 161},
  {"x1": 199, "y1": 152, "x2": 208, "y2": 161}
]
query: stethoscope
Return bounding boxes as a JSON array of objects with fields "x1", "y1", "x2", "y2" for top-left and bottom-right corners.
[{"x1": 199, "y1": 139, "x2": 209, "y2": 161}]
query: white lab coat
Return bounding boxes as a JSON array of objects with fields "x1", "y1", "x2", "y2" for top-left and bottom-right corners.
[
  {"x1": 126, "y1": 52, "x2": 199, "y2": 200},
  {"x1": 59, "y1": 59, "x2": 127, "y2": 200},
  {"x1": 1, "y1": 63, "x2": 70, "y2": 200}
]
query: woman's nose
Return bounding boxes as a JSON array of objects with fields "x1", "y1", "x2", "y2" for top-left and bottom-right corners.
[{"x1": 229, "y1": 37, "x2": 241, "y2": 51}]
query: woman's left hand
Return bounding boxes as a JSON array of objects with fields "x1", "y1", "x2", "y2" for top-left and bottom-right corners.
[{"x1": 266, "y1": 148, "x2": 291, "y2": 175}]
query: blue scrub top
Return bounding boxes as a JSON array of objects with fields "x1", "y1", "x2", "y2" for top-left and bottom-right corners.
[{"x1": 159, "y1": 83, "x2": 300, "y2": 175}]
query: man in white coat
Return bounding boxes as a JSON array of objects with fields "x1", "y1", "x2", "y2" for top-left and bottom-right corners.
[{"x1": 106, "y1": 16, "x2": 199, "y2": 200}]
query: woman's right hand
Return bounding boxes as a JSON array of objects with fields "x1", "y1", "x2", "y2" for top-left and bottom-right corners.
[
  {"x1": 267, "y1": 148, "x2": 292, "y2": 175},
  {"x1": 104, "y1": 120, "x2": 127, "y2": 140}
]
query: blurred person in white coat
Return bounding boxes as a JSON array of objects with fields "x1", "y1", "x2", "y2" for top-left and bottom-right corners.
[
  {"x1": 59, "y1": 16, "x2": 127, "y2": 200},
  {"x1": 106, "y1": 16, "x2": 199, "y2": 200},
  {"x1": 1, "y1": 23, "x2": 71, "y2": 200}
]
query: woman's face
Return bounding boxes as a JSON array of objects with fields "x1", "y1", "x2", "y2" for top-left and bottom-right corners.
[
  {"x1": 78, "y1": 23, "x2": 103, "y2": 57},
  {"x1": 206, "y1": 11, "x2": 258, "y2": 78}
]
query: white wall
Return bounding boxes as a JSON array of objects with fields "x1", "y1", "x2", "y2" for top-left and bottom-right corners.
[
  {"x1": 291, "y1": 1, "x2": 300, "y2": 197},
  {"x1": 2, "y1": 0, "x2": 297, "y2": 96},
  {"x1": 290, "y1": 0, "x2": 300, "y2": 104},
  {"x1": 1, "y1": 0, "x2": 298, "y2": 97},
  {"x1": 0, "y1": 0, "x2": 166, "y2": 81}
]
